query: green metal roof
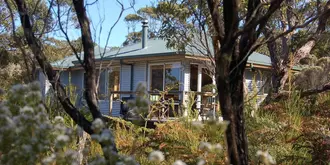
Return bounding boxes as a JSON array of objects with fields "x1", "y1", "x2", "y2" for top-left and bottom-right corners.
[
  {"x1": 51, "y1": 46, "x2": 108, "y2": 68},
  {"x1": 101, "y1": 39, "x2": 179, "y2": 60},
  {"x1": 52, "y1": 39, "x2": 291, "y2": 70}
]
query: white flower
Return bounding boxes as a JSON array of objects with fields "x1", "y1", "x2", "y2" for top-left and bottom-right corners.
[
  {"x1": 5, "y1": 117, "x2": 15, "y2": 129},
  {"x1": 256, "y1": 150, "x2": 276, "y2": 165},
  {"x1": 122, "y1": 156, "x2": 139, "y2": 165},
  {"x1": 89, "y1": 157, "x2": 106, "y2": 165},
  {"x1": 26, "y1": 91, "x2": 42, "y2": 100},
  {"x1": 11, "y1": 84, "x2": 27, "y2": 92},
  {"x1": 20, "y1": 106, "x2": 34, "y2": 114},
  {"x1": 65, "y1": 149, "x2": 79, "y2": 158},
  {"x1": 56, "y1": 135, "x2": 70, "y2": 143},
  {"x1": 54, "y1": 116, "x2": 64, "y2": 123},
  {"x1": 92, "y1": 118, "x2": 104, "y2": 132},
  {"x1": 173, "y1": 160, "x2": 186, "y2": 165},
  {"x1": 29, "y1": 81, "x2": 40, "y2": 91},
  {"x1": 213, "y1": 143, "x2": 223, "y2": 153},
  {"x1": 148, "y1": 150, "x2": 165, "y2": 162},
  {"x1": 216, "y1": 120, "x2": 230, "y2": 127},
  {"x1": 100, "y1": 129, "x2": 113, "y2": 142},
  {"x1": 216, "y1": 120, "x2": 230, "y2": 132},
  {"x1": 0, "y1": 106, "x2": 11, "y2": 116},
  {"x1": 191, "y1": 121, "x2": 204, "y2": 128},
  {"x1": 37, "y1": 104, "x2": 46, "y2": 112},
  {"x1": 42, "y1": 154, "x2": 56, "y2": 164},
  {"x1": 199, "y1": 142, "x2": 213, "y2": 152},
  {"x1": 22, "y1": 144, "x2": 32, "y2": 152},
  {"x1": 197, "y1": 159, "x2": 206, "y2": 165}
]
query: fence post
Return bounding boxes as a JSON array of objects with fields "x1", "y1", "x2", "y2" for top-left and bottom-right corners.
[{"x1": 109, "y1": 92, "x2": 113, "y2": 116}]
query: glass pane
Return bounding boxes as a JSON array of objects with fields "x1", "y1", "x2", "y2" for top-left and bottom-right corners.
[
  {"x1": 165, "y1": 64, "x2": 180, "y2": 91},
  {"x1": 150, "y1": 65, "x2": 164, "y2": 91},
  {"x1": 190, "y1": 64, "x2": 198, "y2": 91},
  {"x1": 109, "y1": 67, "x2": 120, "y2": 99}
]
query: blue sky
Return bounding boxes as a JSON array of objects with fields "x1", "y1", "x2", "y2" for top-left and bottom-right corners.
[{"x1": 85, "y1": 0, "x2": 153, "y2": 47}]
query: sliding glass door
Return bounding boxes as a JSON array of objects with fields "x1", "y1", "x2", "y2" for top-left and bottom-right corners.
[
  {"x1": 149, "y1": 63, "x2": 180, "y2": 91},
  {"x1": 149, "y1": 63, "x2": 181, "y2": 117}
]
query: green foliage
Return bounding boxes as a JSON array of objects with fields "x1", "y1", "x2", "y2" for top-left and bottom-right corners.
[
  {"x1": 126, "y1": 82, "x2": 180, "y2": 122},
  {"x1": 123, "y1": 5, "x2": 159, "y2": 46},
  {"x1": 292, "y1": 30, "x2": 330, "y2": 58},
  {"x1": 201, "y1": 84, "x2": 216, "y2": 92},
  {"x1": 0, "y1": 82, "x2": 79, "y2": 164},
  {"x1": 123, "y1": 32, "x2": 142, "y2": 46},
  {"x1": 111, "y1": 117, "x2": 228, "y2": 165},
  {"x1": 2, "y1": 82, "x2": 329, "y2": 164},
  {"x1": 246, "y1": 90, "x2": 330, "y2": 164},
  {"x1": 45, "y1": 83, "x2": 93, "y2": 128},
  {"x1": 156, "y1": 1, "x2": 197, "y2": 50},
  {"x1": 124, "y1": 14, "x2": 144, "y2": 22},
  {"x1": 137, "y1": 6, "x2": 158, "y2": 19}
]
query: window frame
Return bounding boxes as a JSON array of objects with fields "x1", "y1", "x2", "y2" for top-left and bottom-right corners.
[
  {"x1": 108, "y1": 66, "x2": 121, "y2": 99},
  {"x1": 148, "y1": 62, "x2": 181, "y2": 92}
]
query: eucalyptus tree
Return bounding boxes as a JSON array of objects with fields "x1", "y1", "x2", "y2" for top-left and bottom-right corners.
[
  {"x1": 264, "y1": 0, "x2": 330, "y2": 102},
  {"x1": 123, "y1": 6, "x2": 159, "y2": 46},
  {"x1": 5, "y1": 1, "x2": 121, "y2": 163},
  {"x1": 124, "y1": 13, "x2": 144, "y2": 33},
  {"x1": 1, "y1": 0, "x2": 74, "y2": 87},
  {"x1": 157, "y1": 0, "x2": 330, "y2": 164}
]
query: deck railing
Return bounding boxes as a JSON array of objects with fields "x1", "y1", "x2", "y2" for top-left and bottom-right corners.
[{"x1": 107, "y1": 90, "x2": 218, "y2": 118}]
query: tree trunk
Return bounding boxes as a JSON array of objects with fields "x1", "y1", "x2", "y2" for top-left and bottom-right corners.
[
  {"x1": 266, "y1": 40, "x2": 315, "y2": 103},
  {"x1": 77, "y1": 131, "x2": 88, "y2": 165},
  {"x1": 71, "y1": 0, "x2": 102, "y2": 120},
  {"x1": 71, "y1": 0, "x2": 118, "y2": 154},
  {"x1": 265, "y1": 66, "x2": 289, "y2": 103},
  {"x1": 13, "y1": 0, "x2": 94, "y2": 134},
  {"x1": 264, "y1": 0, "x2": 330, "y2": 103},
  {"x1": 206, "y1": 0, "x2": 284, "y2": 164},
  {"x1": 216, "y1": 50, "x2": 249, "y2": 165}
]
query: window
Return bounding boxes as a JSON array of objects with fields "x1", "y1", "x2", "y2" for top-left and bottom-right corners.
[
  {"x1": 149, "y1": 63, "x2": 180, "y2": 91},
  {"x1": 149, "y1": 63, "x2": 181, "y2": 117},
  {"x1": 150, "y1": 65, "x2": 164, "y2": 91},
  {"x1": 165, "y1": 64, "x2": 180, "y2": 91},
  {"x1": 109, "y1": 67, "x2": 120, "y2": 99}
]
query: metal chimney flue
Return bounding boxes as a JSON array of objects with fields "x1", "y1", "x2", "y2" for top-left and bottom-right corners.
[{"x1": 141, "y1": 20, "x2": 148, "y2": 49}]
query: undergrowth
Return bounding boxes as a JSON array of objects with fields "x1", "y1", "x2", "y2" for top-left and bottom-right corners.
[
  {"x1": 105, "y1": 92, "x2": 330, "y2": 165},
  {"x1": 1, "y1": 82, "x2": 329, "y2": 164}
]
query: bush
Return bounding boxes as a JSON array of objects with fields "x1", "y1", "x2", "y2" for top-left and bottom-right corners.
[{"x1": 1, "y1": 82, "x2": 328, "y2": 165}]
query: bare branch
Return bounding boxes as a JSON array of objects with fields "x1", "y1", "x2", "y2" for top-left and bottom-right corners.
[
  {"x1": 300, "y1": 83, "x2": 330, "y2": 97},
  {"x1": 13, "y1": 0, "x2": 93, "y2": 134},
  {"x1": 55, "y1": 0, "x2": 84, "y2": 66},
  {"x1": 86, "y1": 0, "x2": 98, "y2": 6},
  {"x1": 206, "y1": 0, "x2": 224, "y2": 43},
  {"x1": 238, "y1": 0, "x2": 284, "y2": 38},
  {"x1": 5, "y1": 0, "x2": 30, "y2": 81}
]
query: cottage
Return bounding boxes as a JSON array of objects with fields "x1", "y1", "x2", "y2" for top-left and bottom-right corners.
[{"x1": 38, "y1": 20, "x2": 280, "y2": 118}]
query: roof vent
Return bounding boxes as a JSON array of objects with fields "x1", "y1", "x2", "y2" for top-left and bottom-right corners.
[{"x1": 141, "y1": 20, "x2": 148, "y2": 49}]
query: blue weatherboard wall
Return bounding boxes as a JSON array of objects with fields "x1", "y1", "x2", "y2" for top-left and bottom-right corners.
[
  {"x1": 120, "y1": 64, "x2": 131, "y2": 98},
  {"x1": 59, "y1": 71, "x2": 70, "y2": 86},
  {"x1": 46, "y1": 39, "x2": 284, "y2": 117},
  {"x1": 245, "y1": 69, "x2": 270, "y2": 94},
  {"x1": 133, "y1": 63, "x2": 147, "y2": 91},
  {"x1": 71, "y1": 70, "x2": 84, "y2": 96},
  {"x1": 98, "y1": 70, "x2": 107, "y2": 96}
]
